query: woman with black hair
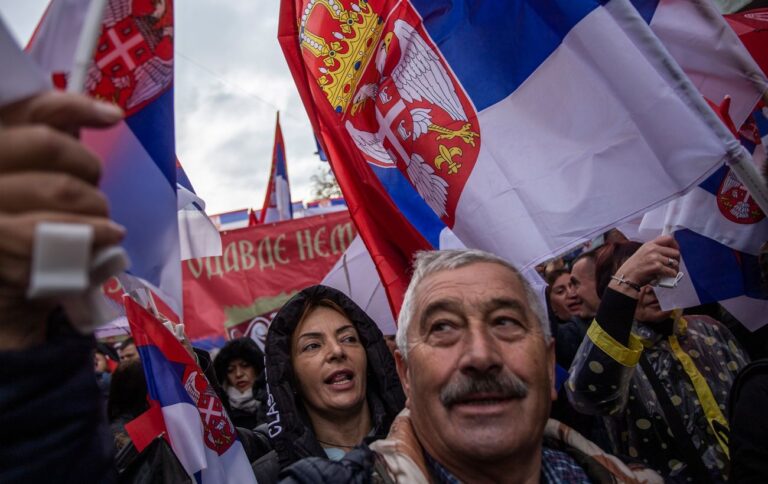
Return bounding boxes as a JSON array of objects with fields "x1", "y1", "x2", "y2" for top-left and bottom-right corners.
[
  {"x1": 255, "y1": 285, "x2": 405, "y2": 481},
  {"x1": 213, "y1": 337, "x2": 266, "y2": 430}
]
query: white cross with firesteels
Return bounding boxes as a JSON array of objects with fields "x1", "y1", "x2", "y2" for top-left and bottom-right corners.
[
  {"x1": 97, "y1": 27, "x2": 144, "y2": 71},
  {"x1": 198, "y1": 397, "x2": 222, "y2": 425},
  {"x1": 375, "y1": 99, "x2": 410, "y2": 165}
]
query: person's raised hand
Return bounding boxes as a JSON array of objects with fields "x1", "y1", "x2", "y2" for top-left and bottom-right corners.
[
  {"x1": 610, "y1": 235, "x2": 680, "y2": 298},
  {"x1": 0, "y1": 91, "x2": 125, "y2": 350}
]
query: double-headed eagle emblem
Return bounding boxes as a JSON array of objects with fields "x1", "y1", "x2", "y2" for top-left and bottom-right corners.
[
  {"x1": 300, "y1": 0, "x2": 480, "y2": 222},
  {"x1": 345, "y1": 19, "x2": 479, "y2": 219}
]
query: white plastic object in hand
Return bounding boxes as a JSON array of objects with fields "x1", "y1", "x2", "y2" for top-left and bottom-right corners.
[
  {"x1": 90, "y1": 245, "x2": 130, "y2": 286},
  {"x1": 61, "y1": 245, "x2": 129, "y2": 334},
  {"x1": 27, "y1": 222, "x2": 130, "y2": 333},
  {"x1": 27, "y1": 222, "x2": 93, "y2": 298},
  {"x1": 653, "y1": 272, "x2": 685, "y2": 289}
]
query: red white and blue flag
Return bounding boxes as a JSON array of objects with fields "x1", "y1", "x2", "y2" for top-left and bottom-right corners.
[
  {"x1": 260, "y1": 112, "x2": 293, "y2": 223},
  {"x1": 125, "y1": 297, "x2": 256, "y2": 484},
  {"x1": 631, "y1": 0, "x2": 767, "y2": 128},
  {"x1": 279, "y1": 0, "x2": 766, "y2": 314},
  {"x1": 176, "y1": 158, "x2": 221, "y2": 262},
  {"x1": 27, "y1": 0, "x2": 182, "y2": 312},
  {"x1": 642, "y1": 108, "x2": 768, "y2": 329}
]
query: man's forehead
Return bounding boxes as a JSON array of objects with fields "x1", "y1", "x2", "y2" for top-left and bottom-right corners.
[{"x1": 413, "y1": 262, "x2": 526, "y2": 310}]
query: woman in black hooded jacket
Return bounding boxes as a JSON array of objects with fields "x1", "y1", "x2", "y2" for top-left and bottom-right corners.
[
  {"x1": 256, "y1": 285, "x2": 405, "y2": 479},
  {"x1": 214, "y1": 337, "x2": 266, "y2": 430}
]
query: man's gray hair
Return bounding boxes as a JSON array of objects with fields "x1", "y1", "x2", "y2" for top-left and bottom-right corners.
[{"x1": 396, "y1": 249, "x2": 550, "y2": 360}]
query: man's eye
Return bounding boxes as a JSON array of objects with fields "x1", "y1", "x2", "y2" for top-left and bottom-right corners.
[
  {"x1": 494, "y1": 316, "x2": 522, "y2": 328},
  {"x1": 431, "y1": 321, "x2": 455, "y2": 333}
]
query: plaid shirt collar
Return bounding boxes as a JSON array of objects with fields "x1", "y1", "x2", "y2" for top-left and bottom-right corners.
[{"x1": 424, "y1": 445, "x2": 590, "y2": 484}]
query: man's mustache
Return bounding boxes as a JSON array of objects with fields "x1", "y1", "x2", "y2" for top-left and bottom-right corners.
[{"x1": 440, "y1": 371, "x2": 528, "y2": 407}]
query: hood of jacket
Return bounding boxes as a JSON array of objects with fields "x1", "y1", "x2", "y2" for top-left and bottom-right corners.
[
  {"x1": 213, "y1": 337, "x2": 265, "y2": 388},
  {"x1": 263, "y1": 285, "x2": 405, "y2": 468}
]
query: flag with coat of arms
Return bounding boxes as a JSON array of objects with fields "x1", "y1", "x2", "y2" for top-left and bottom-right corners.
[
  {"x1": 26, "y1": 0, "x2": 222, "y2": 315},
  {"x1": 279, "y1": 0, "x2": 767, "y2": 315},
  {"x1": 642, "y1": 106, "x2": 768, "y2": 330},
  {"x1": 125, "y1": 296, "x2": 257, "y2": 484}
]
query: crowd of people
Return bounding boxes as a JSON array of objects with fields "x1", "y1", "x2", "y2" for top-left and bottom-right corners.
[{"x1": 3, "y1": 90, "x2": 768, "y2": 484}]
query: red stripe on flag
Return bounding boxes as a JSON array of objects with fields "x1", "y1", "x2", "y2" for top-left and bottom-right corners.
[
  {"x1": 277, "y1": 0, "x2": 431, "y2": 317},
  {"x1": 125, "y1": 401, "x2": 167, "y2": 453}
]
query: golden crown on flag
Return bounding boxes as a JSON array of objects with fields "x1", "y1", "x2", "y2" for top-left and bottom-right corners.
[{"x1": 299, "y1": 0, "x2": 383, "y2": 114}]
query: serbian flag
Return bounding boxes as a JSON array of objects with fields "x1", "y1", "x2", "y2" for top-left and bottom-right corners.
[
  {"x1": 631, "y1": 0, "x2": 768, "y2": 129},
  {"x1": 176, "y1": 158, "x2": 222, "y2": 261},
  {"x1": 279, "y1": 0, "x2": 761, "y2": 315},
  {"x1": 260, "y1": 112, "x2": 293, "y2": 223},
  {"x1": 27, "y1": 0, "x2": 182, "y2": 312},
  {"x1": 125, "y1": 297, "x2": 256, "y2": 484},
  {"x1": 640, "y1": 110, "x2": 768, "y2": 329}
]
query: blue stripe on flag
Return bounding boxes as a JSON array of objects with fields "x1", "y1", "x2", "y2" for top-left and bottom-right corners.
[
  {"x1": 755, "y1": 109, "x2": 768, "y2": 136},
  {"x1": 137, "y1": 344, "x2": 196, "y2": 407},
  {"x1": 192, "y1": 336, "x2": 227, "y2": 351},
  {"x1": 698, "y1": 164, "x2": 728, "y2": 196},
  {"x1": 741, "y1": 137, "x2": 757, "y2": 155},
  {"x1": 628, "y1": 0, "x2": 660, "y2": 24},
  {"x1": 370, "y1": 165, "x2": 444, "y2": 247},
  {"x1": 125, "y1": 89, "x2": 176, "y2": 190},
  {"x1": 676, "y1": 229, "x2": 766, "y2": 302},
  {"x1": 409, "y1": 0, "x2": 598, "y2": 112},
  {"x1": 177, "y1": 164, "x2": 196, "y2": 193},
  {"x1": 276, "y1": 143, "x2": 288, "y2": 178},
  {"x1": 219, "y1": 210, "x2": 249, "y2": 224},
  {"x1": 315, "y1": 136, "x2": 328, "y2": 161}
]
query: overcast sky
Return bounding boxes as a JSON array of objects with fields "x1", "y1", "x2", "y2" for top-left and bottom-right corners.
[{"x1": 0, "y1": 0, "x2": 324, "y2": 215}]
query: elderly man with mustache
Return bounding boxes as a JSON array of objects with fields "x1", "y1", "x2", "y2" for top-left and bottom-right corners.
[{"x1": 280, "y1": 250, "x2": 661, "y2": 484}]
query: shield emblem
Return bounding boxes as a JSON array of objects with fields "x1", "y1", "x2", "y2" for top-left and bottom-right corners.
[
  {"x1": 86, "y1": 0, "x2": 173, "y2": 115},
  {"x1": 717, "y1": 168, "x2": 765, "y2": 224}
]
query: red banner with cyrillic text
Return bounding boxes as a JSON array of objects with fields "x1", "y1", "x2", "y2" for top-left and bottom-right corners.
[{"x1": 183, "y1": 211, "x2": 355, "y2": 344}]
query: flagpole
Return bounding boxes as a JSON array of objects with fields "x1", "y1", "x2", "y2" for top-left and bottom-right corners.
[
  {"x1": 608, "y1": 0, "x2": 768, "y2": 217},
  {"x1": 67, "y1": 0, "x2": 108, "y2": 93}
]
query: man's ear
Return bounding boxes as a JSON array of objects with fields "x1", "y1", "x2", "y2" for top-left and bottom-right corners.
[
  {"x1": 547, "y1": 339, "x2": 557, "y2": 401},
  {"x1": 394, "y1": 348, "x2": 411, "y2": 408}
]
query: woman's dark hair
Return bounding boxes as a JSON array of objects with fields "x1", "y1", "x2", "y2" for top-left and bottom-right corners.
[
  {"x1": 213, "y1": 338, "x2": 265, "y2": 387},
  {"x1": 594, "y1": 241, "x2": 642, "y2": 298},
  {"x1": 545, "y1": 268, "x2": 570, "y2": 287},
  {"x1": 297, "y1": 298, "x2": 349, "y2": 328},
  {"x1": 107, "y1": 360, "x2": 149, "y2": 421}
]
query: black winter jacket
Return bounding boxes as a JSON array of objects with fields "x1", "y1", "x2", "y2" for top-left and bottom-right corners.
[
  {"x1": 262, "y1": 285, "x2": 405, "y2": 473},
  {"x1": 0, "y1": 310, "x2": 115, "y2": 483},
  {"x1": 729, "y1": 359, "x2": 768, "y2": 483}
]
